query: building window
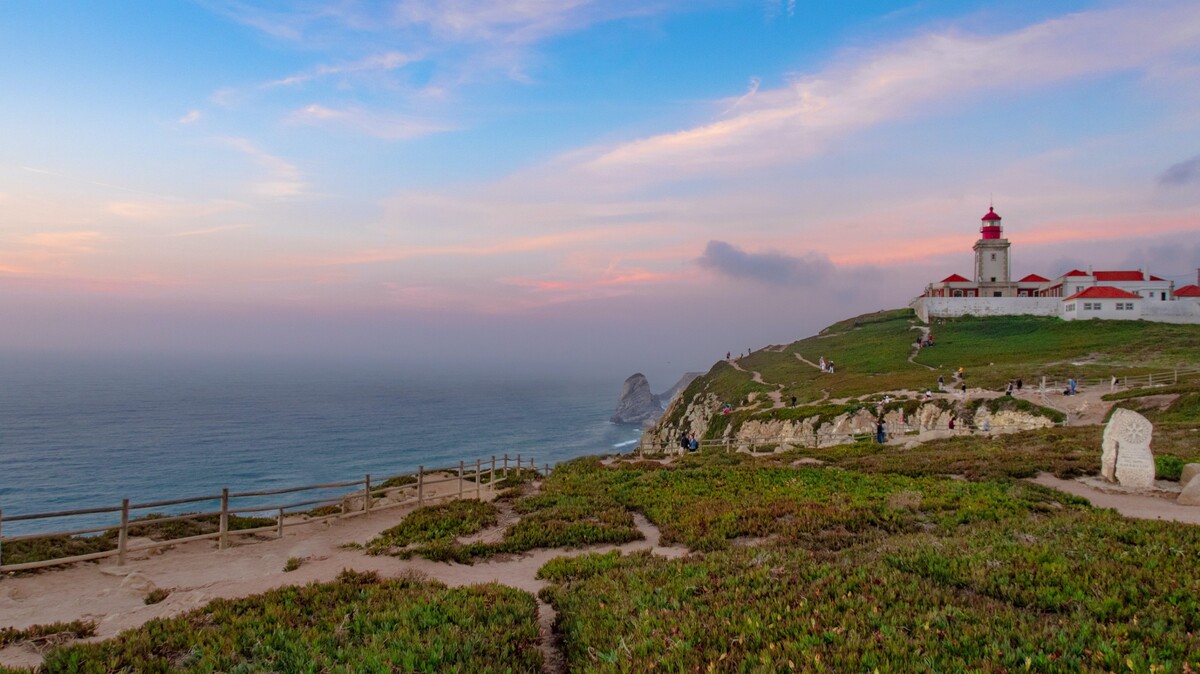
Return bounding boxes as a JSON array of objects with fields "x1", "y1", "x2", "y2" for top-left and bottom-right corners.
[
  {"x1": 990, "y1": 253, "x2": 996, "y2": 260},
  {"x1": 990, "y1": 277, "x2": 996, "y2": 282},
  {"x1": 1083, "y1": 302, "x2": 1099, "y2": 311},
  {"x1": 1065, "y1": 303, "x2": 1076, "y2": 312},
  {"x1": 1124, "y1": 302, "x2": 1135, "y2": 310},
  {"x1": 952, "y1": 290, "x2": 963, "y2": 297},
  {"x1": 1116, "y1": 303, "x2": 1125, "y2": 311},
  {"x1": 993, "y1": 291, "x2": 1002, "y2": 297}
]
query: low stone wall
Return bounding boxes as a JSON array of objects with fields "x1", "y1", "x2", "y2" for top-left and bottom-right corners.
[{"x1": 911, "y1": 297, "x2": 1061, "y2": 322}]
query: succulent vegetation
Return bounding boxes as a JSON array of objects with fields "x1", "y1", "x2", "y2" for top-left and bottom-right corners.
[
  {"x1": 25, "y1": 570, "x2": 541, "y2": 673},
  {"x1": 535, "y1": 452, "x2": 1200, "y2": 672},
  {"x1": 0, "y1": 621, "x2": 96, "y2": 649}
]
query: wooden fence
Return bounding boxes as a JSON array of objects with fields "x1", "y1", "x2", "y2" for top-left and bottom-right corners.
[{"x1": 0, "y1": 453, "x2": 550, "y2": 573}]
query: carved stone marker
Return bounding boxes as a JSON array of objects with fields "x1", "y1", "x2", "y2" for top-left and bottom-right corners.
[{"x1": 1100, "y1": 408, "x2": 1155, "y2": 489}]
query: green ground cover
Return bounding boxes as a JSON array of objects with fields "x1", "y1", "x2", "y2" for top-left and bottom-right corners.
[
  {"x1": 23, "y1": 570, "x2": 541, "y2": 674},
  {"x1": 367, "y1": 458, "x2": 643, "y2": 563},
  {"x1": 535, "y1": 453, "x2": 1200, "y2": 672},
  {"x1": 664, "y1": 310, "x2": 1200, "y2": 439}
]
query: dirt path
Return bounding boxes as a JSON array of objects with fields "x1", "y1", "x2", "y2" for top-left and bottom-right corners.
[
  {"x1": 0, "y1": 480, "x2": 686, "y2": 671},
  {"x1": 908, "y1": 326, "x2": 936, "y2": 370},
  {"x1": 728, "y1": 358, "x2": 786, "y2": 409},
  {"x1": 1031, "y1": 474, "x2": 1200, "y2": 525}
]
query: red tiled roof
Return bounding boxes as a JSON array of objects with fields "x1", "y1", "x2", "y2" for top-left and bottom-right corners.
[
  {"x1": 1062, "y1": 269, "x2": 1090, "y2": 277},
  {"x1": 981, "y1": 207, "x2": 1001, "y2": 221},
  {"x1": 940, "y1": 274, "x2": 970, "y2": 283},
  {"x1": 1018, "y1": 274, "x2": 1050, "y2": 283},
  {"x1": 1094, "y1": 271, "x2": 1164, "y2": 282},
  {"x1": 1063, "y1": 286, "x2": 1141, "y2": 301},
  {"x1": 1176, "y1": 285, "x2": 1200, "y2": 297}
]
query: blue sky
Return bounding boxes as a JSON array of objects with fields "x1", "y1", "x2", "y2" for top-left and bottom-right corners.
[{"x1": 2, "y1": 1, "x2": 1199, "y2": 381}]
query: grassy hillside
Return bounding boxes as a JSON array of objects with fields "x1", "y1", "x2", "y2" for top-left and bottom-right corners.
[{"x1": 664, "y1": 310, "x2": 1200, "y2": 430}]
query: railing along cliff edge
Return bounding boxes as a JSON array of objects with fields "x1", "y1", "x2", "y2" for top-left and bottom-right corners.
[{"x1": 0, "y1": 453, "x2": 551, "y2": 573}]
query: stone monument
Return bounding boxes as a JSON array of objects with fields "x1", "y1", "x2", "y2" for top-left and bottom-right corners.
[{"x1": 1100, "y1": 408, "x2": 1155, "y2": 489}]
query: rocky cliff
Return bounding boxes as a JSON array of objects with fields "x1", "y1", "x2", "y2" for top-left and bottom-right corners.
[{"x1": 610, "y1": 373, "x2": 662, "y2": 428}]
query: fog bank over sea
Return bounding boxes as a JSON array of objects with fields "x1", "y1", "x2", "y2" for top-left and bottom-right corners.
[{"x1": 0, "y1": 352, "x2": 646, "y2": 534}]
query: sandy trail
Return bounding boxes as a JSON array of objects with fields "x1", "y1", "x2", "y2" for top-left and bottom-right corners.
[
  {"x1": 1031, "y1": 473, "x2": 1200, "y2": 525},
  {"x1": 908, "y1": 326, "x2": 936, "y2": 370},
  {"x1": 0, "y1": 478, "x2": 686, "y2": 671}
]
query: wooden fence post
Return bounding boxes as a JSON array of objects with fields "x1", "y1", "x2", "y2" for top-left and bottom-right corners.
[
  {"x1": 458, "y1": 461, "x2": 464, "y2": 500},
  {"x1": 417, "y1": 466, "x2": 425, "y2": 506},
  {"x1": 491, "y1": 455, "x2": 497, "y2": 486},
  {"x1": 364, "y1": 474, "x2": 372, "y2": 519},
  {"x1": 503, "y1": 454, "x2": 509, "y2": 477},
  {"x1": 475, "y1": 459, "x2": 482, "y2": 499},
  {"x1": 544, "y1": 463, "x2": 549, "y2": 478},
  {"x1": 277, "y1": 507, "x2": 285, "y2": 539},
  {"x1": 219, "y1": 489, "x2": 229, "y2": 550},
  {"x1": 1, "y1": 508, "x2": 5, "y2": 569},
  {"x1": 118, "y1": 498, "x2": 130, "y2": 565},
  {"x1": 529, "y1": 456, "x2": 534, "y2": 475}
]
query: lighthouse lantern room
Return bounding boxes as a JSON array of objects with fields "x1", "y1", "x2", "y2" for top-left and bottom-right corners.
[{"x1": 973, "y1": 206, "x2": 1013, "y2": 296}]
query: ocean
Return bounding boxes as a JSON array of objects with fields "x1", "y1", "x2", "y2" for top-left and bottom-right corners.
[{"x1": 0, "y1": 354, "x2": 643, "y2": 535}]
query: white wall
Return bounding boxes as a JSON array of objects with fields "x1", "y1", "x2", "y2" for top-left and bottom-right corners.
[
  {"x1": 1141, "y1": 301, "x2": 1200, "y2": 324},
  {"x1": 912, "y1": 297, "x2": 1060, "y2": 322}
]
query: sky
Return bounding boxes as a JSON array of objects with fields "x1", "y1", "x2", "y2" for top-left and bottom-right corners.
[{"x1": 2, "y1": 0, "x2": 1199, "y2": 385}]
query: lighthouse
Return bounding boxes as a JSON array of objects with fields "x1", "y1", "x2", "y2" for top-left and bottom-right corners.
[{"x1": 973, "y1": 206, "x2": 1013, "y2": 296}]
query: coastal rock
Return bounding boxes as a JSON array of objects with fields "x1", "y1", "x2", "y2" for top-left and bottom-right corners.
[
  {"x1": 1178, "y1": 476, "x2": 1200, "y2": 506},
  {"x1": 659, "y1": 372, "x2": 703, "y2": 404},
  {"x1": 119, "y1": 572, "x2": 158, "y2": 594},
  {"x1": 610, "y1": 373, "x2": 663, "y2": 429},
  {"x1": 1101, "y1": 408, "x2": 1155, "y2": 489},
  {"x1": 1181, "y1": 463, "x2": 1200, "y2": 487}
]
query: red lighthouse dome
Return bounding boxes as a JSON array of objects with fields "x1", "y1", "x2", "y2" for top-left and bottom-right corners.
[{"x1": 980, "y1": 206, "x2": 1002, "y2": 239}]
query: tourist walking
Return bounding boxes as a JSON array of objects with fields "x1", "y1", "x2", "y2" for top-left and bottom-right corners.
[
  {"x1": 1005, "y1": 381, "x2": 1014, "y2": 396},
  {"x1": 876, "y1": 419, "x2": 887, "y2": 444},
  {"x1": 948, "y1": 416, "x2": 956, "y2": 431},
  {"x1": 689, "y1": 434, "x2": 699, "y2": 452},
  {"x1": 1069, "y1": 378, "x2": 1077, "y2": 395}
]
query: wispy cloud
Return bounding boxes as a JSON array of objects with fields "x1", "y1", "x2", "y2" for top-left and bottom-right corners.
[
  {"x1": 220, "y1": 137, "x2": 307, "y2": 198},
  {"x1": 107, "y1": 199, "x2": 246, "y2": 221},
  {"x1": 287, "y1": 104, "x2": 449, "y2": 139},
  {"x1": 265, "y1": 51, "x2": 418, "y2": 87},
  {"x1": 1159, "y1": 155, "x2": 1200, "y2": 186},
  {"x1": 178, "y1": 110, "x2": 202, "y2": 124},
  {"x1": 587, "y1": 2, "x2": 1200, "y2": 179},
  {"x1": 173, "y1": 223, "x2": 252, "y2": 237}
]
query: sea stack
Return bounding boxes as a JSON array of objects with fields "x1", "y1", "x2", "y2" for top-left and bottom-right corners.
[{"x1": 610, "y1": 373, "x2": 663, "y2": 429}]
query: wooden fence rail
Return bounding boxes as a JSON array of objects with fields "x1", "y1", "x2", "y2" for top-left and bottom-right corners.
[{"x1": 0, "y1": 454, "x2": 552, "y2": 573}]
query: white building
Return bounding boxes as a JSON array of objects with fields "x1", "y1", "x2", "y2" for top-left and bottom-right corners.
[
  {"x1": 1061, "y1": 286, "x2": 1142, "y2": 321},
  {"x1": 912, "y1": 206, "x2": 1198, "y2": 324}
]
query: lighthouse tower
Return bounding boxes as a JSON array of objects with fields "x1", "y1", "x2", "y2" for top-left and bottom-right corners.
[{"x1": 973, "y1": 206, "x2": 1013, "y2": 297}]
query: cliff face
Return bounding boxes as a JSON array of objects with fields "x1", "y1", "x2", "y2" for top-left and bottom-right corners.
[
  {"x1": 610, "y1": 373, "x2": 663, "y2": 429},
  {"x1": 648, "y1": 397, "x2": 1056, "y2": 450}
]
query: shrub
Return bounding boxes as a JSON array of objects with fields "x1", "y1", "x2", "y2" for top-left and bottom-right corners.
[
  {"x1": 143, "y1": 588, "x2": 171, "y2": 605},
  {"x1": 283, "y1": 556, "x2": 302, "y2": 572}
]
